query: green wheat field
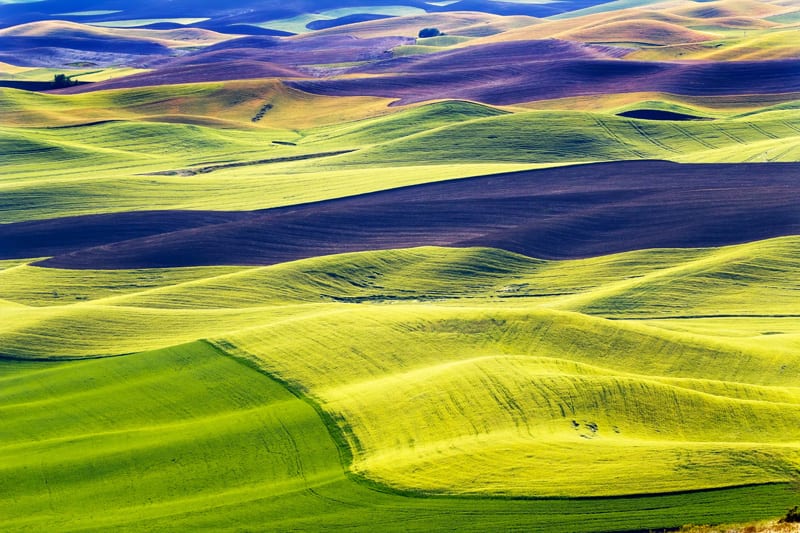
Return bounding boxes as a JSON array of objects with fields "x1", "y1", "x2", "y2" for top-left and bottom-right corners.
[{"x1": 1, "y1": 0, "x2": 799, "y2": 530}]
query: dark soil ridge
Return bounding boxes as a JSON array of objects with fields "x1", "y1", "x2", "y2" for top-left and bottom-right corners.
[
  {"x1": 0, "y1": 80, "x2": 93, "y2": 91},
  {"x1": 616, "y1": 110, "x2": 711, "y2": 121},
  {"x1": 2, "y1": 160, "x2": 798, "y2": 269},
  {"x1": 288, "y1": 49, "x2": 800, "y2": 105},
  {"x1": 49, "y1": 36, "x2": 800, "y2": 105}
]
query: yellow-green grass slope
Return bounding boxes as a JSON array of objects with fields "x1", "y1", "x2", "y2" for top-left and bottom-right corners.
[
  {"x1": 2, "y1": 237, "x2": 799, "y2": 500},
  {"x1": 1, "y1": 83, "x2": 799, "y2": 222},
  {"x1": 626, "y1": 28, "x2": 800, "y2": 61},
  {"x1": 0, "y1": 19, "x2": 232, "y2": 48},
  {"x1": 472, "y1": 1, "x2": 799, "y2": 60},
  {"x1": 1, "y1": 342, "x2": 346, "y2": 531},
  {"x1": 0, "y1": 66, "x2": 149, "y2": 83},
  {"x1": 5, "y1": 342, "x2": 797, "y2": 532}
]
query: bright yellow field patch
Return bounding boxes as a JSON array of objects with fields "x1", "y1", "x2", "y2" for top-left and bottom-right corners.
[
  {"x1": 514, "y1": 91, "x2": 800, "y2": 114},
  {"x1": 627, "y1": 28, "x2": 800, "y2": 61},
  {"x1": 222, "y1": 305, "x2": 800, "y2": 496},
  {"x1": 0, "y1": 19, "x2": 232, "y2": 49},
  {"x1": 0, "y1": 67, "x2": 150, "y2": 84},
  {"x1": 362, "y1": 438, "x2": 800, "y2": 497},
  {"x1": 0, "y1": 62, "x2": 33, "y2": 75}
]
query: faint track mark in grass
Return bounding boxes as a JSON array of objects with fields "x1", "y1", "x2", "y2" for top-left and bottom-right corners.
[
  {"x1": 713, "y1": 124, "x2": 747, "y2": 145},
  {"x1": 207, "y1": 338, "x2": 439, "y2": 499},
  {"x1": 594, "y1": 117, "x2": 649, "y2": 158},
  {"x1": 630, "y1": 121, "x2": 680, "y2": 154},
  {"x1": 139, "y1": 149, "x2": 356, "y2": 177},
  {"x1": 672, "y1": 124, "x2": 717, "y2": 150},
  {"x1": 46, "y1": 120, "x2": 121, "y2": 129},
  {"x1": 783, "y1": 121, "x2": 800, "y2": 135},
  {"x1": 767, "y1": 144, "x2": 799, "y2": 162},
  {"x1": 0, "y1": 352, "x2": 132, "y2": 362},
  {"x1": 749, "y1": 123, "x2": 779, "y2": 140}
]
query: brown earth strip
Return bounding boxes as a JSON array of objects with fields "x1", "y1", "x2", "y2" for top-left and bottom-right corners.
[
  {"x1": 1, "y1": 160, "x2": 798, "y2": 268},
  {"x1": 288, "y1": 42, "x2": 800, "y2": 105}
]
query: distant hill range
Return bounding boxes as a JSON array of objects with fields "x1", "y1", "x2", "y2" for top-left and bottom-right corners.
[{"x1": 0, "y1": 0, "x2": 612, "y2": 29}]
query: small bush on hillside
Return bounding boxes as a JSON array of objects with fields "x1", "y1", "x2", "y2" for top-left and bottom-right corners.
[
  {"x1": 52, "y1": 74, "x2": 77, "y2": 89},
  {"x1": 418, "y1": 27, "x2": 441, "y2": 38},
  {"x1": 780, "y1": 505, "x2": 800, "y2": 523}
]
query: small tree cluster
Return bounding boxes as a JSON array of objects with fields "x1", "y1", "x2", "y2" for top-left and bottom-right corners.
[
  {"x1": 418, "y1": 27, "x2": 441, "y2": 38},
  {"x1": 52, "y1": 74, "x2": 77, "y2": 89},
  {"x1": 780, "y1": 505, "x2": 800, "y2": 523}
]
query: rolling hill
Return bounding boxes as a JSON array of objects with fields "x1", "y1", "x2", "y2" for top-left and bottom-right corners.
[
  {"x1": 2, "y1": 89, "x2": 798, "y2": 226},
  {"x1": 306, "y1": 11, "x2": 538, "y2": 39},
  {"x1": 4, "y1": 341, "x2": 795, "y2": 531},
  {"x1": 3, "y1": 160, "x2": 797, "y2": 268},
  {"x1": 0, "y1": 238, "x2": 798, "y2": 507},
  {"x1": 289, "y1": 53, "x2": 800, "y2": 105},
  {"x1": 1, "y1": 0, "x2": 799, "y2": 530}
]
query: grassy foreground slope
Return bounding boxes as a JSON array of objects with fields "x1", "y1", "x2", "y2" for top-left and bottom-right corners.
[
  {"x1": 1, "y1": 341, "x2": 343, "y2": 530},
  {"x1": 221, "y1": 305, "x2": 800, "y2": 496},
  {"x1": 2, "y1": 3, "x2": 798, "y2": 529},
  {"x1": 3, "y1": 342, "x2": 797, "y2": 532},
  {"x1": 1, "y1": 239, "x2": 798, "y2": 501}
]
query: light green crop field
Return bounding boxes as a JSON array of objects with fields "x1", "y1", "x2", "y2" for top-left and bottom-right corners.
[
  {"x1": 3, "y1": 342, "x2": 797, "y2": 531},
  {"x1": 220, "y1": 305, "x2": 800, "y2": 496},
  {"x1": 1, "y1": 86, "x2": 798, "y2": 223},
  {"x1": 392, "y1": 44, "x2": 450, "y2": 56},
  {"x1": 1, "y1": 240, "x2": 798, "y2": 519},
  {"x1": 0, "y1": 67, "x2": 148, "y2": 82},
  {"x1": 2, "y1": 238, "x2": 799, "y2": 353},
  {"x1": 627, "y1": 29, "x2": 800, "y2": 61},
  {"x1": 393, "y1": 35, "x2": 475, "y2": 56},
  {"x1": 2, "y1": 31, "x2": 800, "y2": 527}
]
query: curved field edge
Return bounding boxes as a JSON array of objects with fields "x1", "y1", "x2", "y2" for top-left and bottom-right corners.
[
  {"x1": 215, "y1": 306, "x2": 800, "y2": 498},
  {"x1": 1, "y1": 340, "x2": 798, "y2": 532},
  {"x1": 6, "y1": 160, "x2": 800, "y2": 269},
  {"x1": 2, "y1": 91, "x2": 799, "y2": 225},
  {"x1": 1, "y1": 240, "x2": 798, "y2": 499},
  {"x1": 1, "y1": 237, "x2": 798, "y2": 360}
]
